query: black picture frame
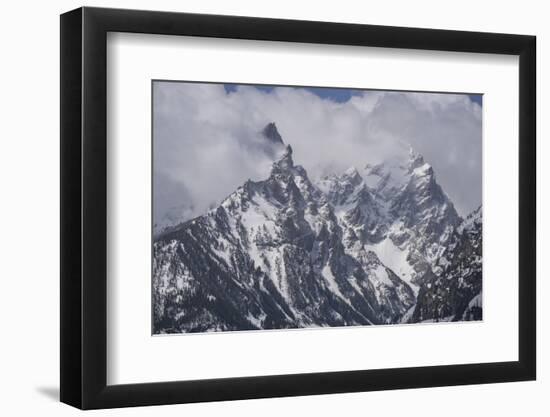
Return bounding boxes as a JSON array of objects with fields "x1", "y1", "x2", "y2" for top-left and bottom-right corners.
[{"x1": 60, "y1": 6, "x2": 536, "y2": 410}]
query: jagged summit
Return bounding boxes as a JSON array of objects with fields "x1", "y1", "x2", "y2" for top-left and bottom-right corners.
[
  {"x1": 363, "y1": 144, "x2": 438, "y2": 203},
  {"x1": 317, "y1": 166, "x2": 368, "y2": 210},
  {"x1": 153, "y1": 125, "x2": 482, "y2": 333},
  {"x1": 282, "y1": 143, "x2": 293, "y2": 156},
  {"x1": 260, "y1": 122, "x2": 285, "y2": 159},
  {"x1": 272, "y1": 144, "x2": 294, "y2": 171},
  {"x1": 262, "y1": 122, "x2": 285, "y2": 147},
  {"x1": 407, "y1": 145, "x2": 424, "y2": 166}
]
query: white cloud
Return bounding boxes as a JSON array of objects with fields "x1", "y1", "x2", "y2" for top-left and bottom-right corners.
[{"x1": 153, "y1": 82, "x2": 482, "y2": 227}]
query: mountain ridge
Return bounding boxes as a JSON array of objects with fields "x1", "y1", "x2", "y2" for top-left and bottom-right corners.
[{"x1": 153, "y1": 123, "x2": 482, "y2": 333}]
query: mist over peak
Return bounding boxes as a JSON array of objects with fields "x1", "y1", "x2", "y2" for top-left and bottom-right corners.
[{"x1": 153, "y1": 82, "x2": 481, "y2": 232}]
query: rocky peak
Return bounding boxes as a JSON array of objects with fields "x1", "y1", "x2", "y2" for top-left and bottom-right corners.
[
  {"x1": 265, "y1": 144, "x2": 323, "y2": 207},
  {"x1": 364, "y1": 145, "x2": 429, "y2": 196},
  {"x1": 272, "y1": 144, "x2": 294, "y2": 172},
  {"x1": 317, "y1": 166, "x2": 367, "y2": 207},
  {"x1": 153, "y1": 124, "x2": 482, "y2": 332},
  {"x1": 262, "y1": 122, "x2": 284, "y2": 147},
  {"x1": 260, "y1": 122, "x2": 285, "y2": 159},
  {"x1": 406, "y1": 146, "x2": 426, "y2": 171}
]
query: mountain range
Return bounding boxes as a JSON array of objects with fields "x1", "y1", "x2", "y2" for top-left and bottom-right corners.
[{"x1": 153, "y1": 123, "x2": 482, "y2": 333}]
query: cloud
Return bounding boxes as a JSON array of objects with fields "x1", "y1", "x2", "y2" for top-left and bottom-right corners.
[{"x1": 153, "y1": 82, "x2": 482, "y2": 226}]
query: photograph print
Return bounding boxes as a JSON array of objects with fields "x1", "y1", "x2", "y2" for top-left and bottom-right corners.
[{"x1": 152, "y1": 81, "x2": 483, "y2": 334}]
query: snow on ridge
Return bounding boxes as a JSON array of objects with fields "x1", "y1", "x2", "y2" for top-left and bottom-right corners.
[{"x1": 153, "y1": 127, "x2": 480, "y2": 333}]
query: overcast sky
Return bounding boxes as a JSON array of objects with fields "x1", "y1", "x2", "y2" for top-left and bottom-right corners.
[{"x1": 153, "y1": 81, "x2": 482, "y2": 227}]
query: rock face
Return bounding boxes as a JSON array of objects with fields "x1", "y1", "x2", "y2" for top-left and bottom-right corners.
[
  {"x1": 153, "y1": 123, "x2": 482, "y2": 333},
  {"x1": 410, "y1": 206, "x2": 482, "y2": 322},
  {"x1": 262, "y1": 122, "x2": 285, "y2": 148}
]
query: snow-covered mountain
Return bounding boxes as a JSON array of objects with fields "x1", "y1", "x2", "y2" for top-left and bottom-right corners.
[
  {"x1": 407, "y1": 206, "x2": 482, "y2": 323},
  {"x1": 153, "y1": 122, "x2": 286, "y2": 237},
  {"x1": 153, "y1": 123, "x2": 482, "y2": 333}
]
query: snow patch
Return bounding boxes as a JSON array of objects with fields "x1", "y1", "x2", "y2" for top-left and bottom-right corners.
[
  {"x1": 370, "y1": 265, "x2": 393, "y2": 286},
  {"x1": 366, "y1": 237, "x2": 418, "y2": 294}
]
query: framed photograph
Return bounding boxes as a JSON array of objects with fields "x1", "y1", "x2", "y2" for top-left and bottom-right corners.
[{"x1": 60, "y1": 6, "x2": 536, "y2": 409}]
